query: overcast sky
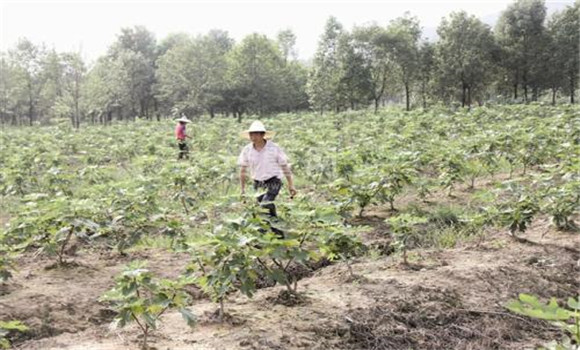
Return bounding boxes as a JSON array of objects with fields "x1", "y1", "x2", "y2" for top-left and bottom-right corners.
[{"x1": 0, "y1": 0, "x2": 573, "y2": 64}]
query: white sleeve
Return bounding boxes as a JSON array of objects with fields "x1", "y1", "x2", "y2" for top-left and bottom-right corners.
[{"x1": 277, "y1": 147, "x2": 289, "y2": 166}]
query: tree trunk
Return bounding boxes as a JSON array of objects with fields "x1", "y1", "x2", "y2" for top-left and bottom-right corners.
[
  {"x1": 74, "y1": 76, "x2": 80, "y2": 129},
  {"x1": 552, "y1": 88, "x2": 557, "y2": 106},
  {"x1": 422, "y1": 81, "x2": 427, "y2": 109},
  {"x1": 461, "y1": 86, "x2": 466, "y2": 108},
  {"x1": 153, "y1": 98, "x2": 160, "y2": 121},
  {"x1": 467, "y1": 86, "x2": 472, "y2": 108},
  {"x1": 513, "y1": 83, "x2": 518, "y2": 100},
  {"x1": 405, "y1": 83, "x2": 410, "y2": 111},
  {"x1": 571, "y1": 74, "x2": 576, "y2": 104},
  {"x1": 28, "y1": 96, "x2": 34, "y2": 126},
  {"x1": 523, "y1": 72, "x2": 528, "y2": 103},
  {"x1": 374, "y1": 98, "x2": 379, "y2": 114}
]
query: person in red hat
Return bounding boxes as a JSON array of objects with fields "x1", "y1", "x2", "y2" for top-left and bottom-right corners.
[{"x1": 175, "y1": 115, "x2": 191, "y2": 160}]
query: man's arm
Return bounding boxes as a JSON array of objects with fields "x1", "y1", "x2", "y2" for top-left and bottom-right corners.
[
  {"x1": 240, "y1": 166, "x2": 247, "y2": 195},
  {"x1": 277, "y1": 147, "x2": 296, "y2": 198},
  {"x1": 281, "y1": 164, "x2": 296, "y2": 198}
]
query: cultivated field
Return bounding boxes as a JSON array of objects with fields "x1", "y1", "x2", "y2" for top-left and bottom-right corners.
[{"x1": 1, "y1": 105, "x2": 579, "y2": 349}]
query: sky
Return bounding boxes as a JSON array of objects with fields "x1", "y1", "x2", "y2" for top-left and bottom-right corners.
[{"x1": 0, "y1": 0, "x2": 573, "y2": 64}]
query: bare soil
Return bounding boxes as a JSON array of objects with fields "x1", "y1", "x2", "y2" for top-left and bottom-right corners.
[{"x1": 3, "y1": 211, "x2": 579, "y2": 350}]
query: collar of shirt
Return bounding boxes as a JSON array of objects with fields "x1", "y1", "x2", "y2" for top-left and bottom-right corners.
[{"x1": 252, "y1": 139, "x2": 271, "y2": 152}]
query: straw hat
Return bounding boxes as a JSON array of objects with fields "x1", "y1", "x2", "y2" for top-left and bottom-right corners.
[
  {"x1": 176, "y1": 116, "x2": 191, "y2": 123},
  {"x1": 240, "y1": 121, "x2": 275, "y2": 140}
]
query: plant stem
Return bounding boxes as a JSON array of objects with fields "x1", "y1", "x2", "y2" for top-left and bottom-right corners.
[
  {"x1": 219, "y1": 298, "x2": 224, "y2": 321},
  {"x1": 59, "y1": 225, "x2": 75, "y2": 265}
]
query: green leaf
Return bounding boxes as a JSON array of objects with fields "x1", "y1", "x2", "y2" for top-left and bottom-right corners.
[
  {"x1": 179, "y1": 308, "x2": 197, "y2": 328},
  {"x1": 143, "y1": 312, "x2": 157, "y2": 329},
  {"x1": 0, "y1": 321, "x2": 28, "y2": 332},
  {"x1": 566, "y1": 297, "x2": 579, "y2": 311}
]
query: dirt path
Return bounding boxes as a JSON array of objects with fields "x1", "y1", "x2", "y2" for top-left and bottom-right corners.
[{"x1": 5, "y1": 220, "x2": 578, "y2": 350}]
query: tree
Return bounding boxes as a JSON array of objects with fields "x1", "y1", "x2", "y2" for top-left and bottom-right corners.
[
  {"x1": 386, "y1": 14, "x2": 421, "y2": 111},
  {"x1": 418, "y1": 41, "x2": 435, "y2": 109},
  {"x1": 7, "y1": 38, "x2": 48, "y2": 125},
  {"x1": 279, "y1": 61, "x2": 309, "y2": 113},
  {"x1": 496, "y1": 0, "x2": 547, "y2": 102},
  {"x1": 0, "y1": 54, "x2": 24, "y2": 125},
  {"x1": 276, "y1": 29, "x2": 309, "y2": 112},
  {"x1": 336, "y1": 32, "x2": 372, "y2": 110},
  {"x1": 84, "y1": 56, "x2": 130, "y2": 124},
  {"x1": 352, "y1": 24, "x2": 392, "y2": 113},
  {"x1": 156, "y1": 32, "x2": 190, "y2": 57},
  {"x1": 156, "y1": 30, "x2": 233, "y2": 118},
  {"x1": 435, "y1": 11, "x2": 497, "y2": 107},
  {"x1": 547, "y1": 3, "x2": 579, "y2": 104},
  {"x1": 53, "y1": 52, "x2": 86, "y2": 128},
  {"x1": 307, "y1": 16, "x2": 344, "y2": 114},
  {"x1": 41, "y1": 50, "x2": 64, "y2": 121},
  {"x1": 277, "y1": 29, "x2": 297, "y2": 63},
  {"x1": 226, "y1": 33, "x2": 284, "y2": 119},
  {"x1": 108, "y1": 26, "x2": 158, "y2": 119},
  {"x1": 542, "y1": 26, "x2": 564, "y2": 105}
]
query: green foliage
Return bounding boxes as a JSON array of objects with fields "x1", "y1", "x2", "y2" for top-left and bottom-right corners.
[
  {"x1": 507, "y1": 294, "x2": 580, "y2": 349},
  {"x1": 2, "y1": 2, "x2": 580, "y2": 127},
  {"x1": 188, "y1": 198, "x2": 361, "y2": 311},
  {"x1": 251, "y1": 199, "x2": 353, "y2": 296},
  {"x1": 186, "y1": 206, "x2": 262, "y2": 319},
  {"x1": 100, "y1": 262, "x2": 196, "y2": 349},
  {"x1": 435, "y1": 11, "x2": 496, "y2": 107},
  {"x1": 331, "y1": 161, "x2": 414, "y2": 217},
  {"x1": 386, "y1": 213, "x2": 428, "y2": 264},
  {"x1": 498, "y1": 184, "x2": 541, "y2": 236},
  {"x1": 378, "y1": 162, "x2": 415, "y2": 211},
  {"x1": 499, "y1": 193, "x2": 540, "y2": 237},
  {"x1": 438, "y1": 152, "x2": 465, "y2": 197},
  {"x1": 0, "y1": 320, "x2": 28, "y2": 349},
  {"x1": 4, "y1": 196, "x2": 101, "y2": 265},
  {"x1": 0, "y1": 236, "x2": 15, "y2": 283},
  {"x1": 543, "y1": 186, "x2": 579, "y2": 231},
  {"x1": 332, "y1": 172, "x2": 384, "y2": 217},
  {"x1": 307, "y1": 16, "x2": 344, "y2": 114}
]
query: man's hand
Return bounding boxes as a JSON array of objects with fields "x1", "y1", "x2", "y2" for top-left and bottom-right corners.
[{"x1": 289, "y1": 186, "x2": 297, "y2": 199}]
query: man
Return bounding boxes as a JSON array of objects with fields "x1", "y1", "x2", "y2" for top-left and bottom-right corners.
[
  {"x1": 238, "y1": 121, "x2": 297, "y2": 219},
  {"x1": 175, "y1": 115, "x2": 191, "y2": 160}
]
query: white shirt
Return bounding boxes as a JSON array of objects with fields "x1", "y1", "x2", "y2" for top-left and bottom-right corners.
[{"x1": 238, "y1": 141, "x2": 289, "y2": 181}]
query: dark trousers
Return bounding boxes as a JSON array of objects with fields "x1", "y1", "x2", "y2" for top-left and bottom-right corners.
[
  {"x1": 253, "y1": 176, "x2": 282, "y2": 217},
  {"x1": 177, "y1": 140, "x2": 189, "y2": 159},
  {"x1": 254, "y1": 177, "x2": 284, "y2": 237}
]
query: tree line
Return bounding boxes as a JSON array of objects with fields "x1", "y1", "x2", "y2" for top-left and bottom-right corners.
[{"x1": 0, "y1": 0, "x2": 577, "y2": 127}]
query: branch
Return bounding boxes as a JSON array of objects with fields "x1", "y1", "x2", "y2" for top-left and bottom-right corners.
[{"x1": 131, "y1": 313, "x2": 147, "y2": 333}]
